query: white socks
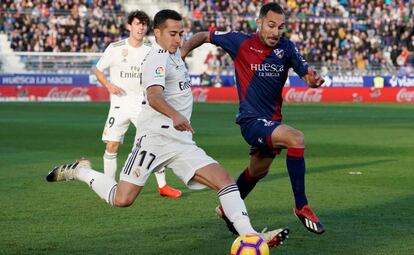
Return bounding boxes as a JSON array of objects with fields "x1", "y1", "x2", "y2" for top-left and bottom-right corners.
[
  {"x1": 77, "y1": 167, "x2": 117, "y2": 205},
  {"x1": 103, "y1": 150, "x2": 117, "y2": 180},
  {"x1": 217, "y1": 184, "x2": 256, "y2": 235},
  {"x1": 154, "y1": 168, "x2": 167, "y2": 188}
]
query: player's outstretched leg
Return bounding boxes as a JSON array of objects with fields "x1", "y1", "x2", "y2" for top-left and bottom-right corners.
[
  {"x1": 46, "y1": 158, "x2": 118, "y2": 206},
  {"x1": 155, "y1": 169, "x2": 182, "y2": 198}
]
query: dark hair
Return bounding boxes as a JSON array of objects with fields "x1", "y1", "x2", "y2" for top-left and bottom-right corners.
[
  {"x1": 153, "y1": 9, "x2": 182, "y2": 29},
  {"x1": 259, "y1": 2, "x2": 285, "y2": 18},
  {"x1": 127, "y1": 10, "x2": 150, "y2": 26}
]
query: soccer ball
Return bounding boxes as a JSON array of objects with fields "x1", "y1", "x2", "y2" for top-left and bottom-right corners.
[{"x1": 230, "y1": 234, "x2": 269, "y2": 255}]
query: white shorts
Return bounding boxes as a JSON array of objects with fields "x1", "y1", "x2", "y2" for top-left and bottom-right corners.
[
  {"x1": 119, "y1": 134, "x2": 217, "y2": 189},
  {"x1": 102, "y1": 104, "x2": 140, "y2": 143}
]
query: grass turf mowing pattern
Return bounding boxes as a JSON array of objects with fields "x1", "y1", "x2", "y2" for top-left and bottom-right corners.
[{"x1": 0, "y1": 102, "x2": 413, "y2": 255}]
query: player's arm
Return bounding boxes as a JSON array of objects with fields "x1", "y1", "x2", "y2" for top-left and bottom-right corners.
[
  {"x1": 181, "y1": 32, "x2": 210, "y2": 59},
  {"x1": 289, "y1": 41, "x2": 324, "y2": 88},
  {"x1": 302, "y1": 67, "x2": 325, "y2": 88},
  {"x1": 146, "y1": 85, "x2": 194, "y2": 133},
  {"x1": 95, "y1": 68, "x2": 125, "y2": 95}
]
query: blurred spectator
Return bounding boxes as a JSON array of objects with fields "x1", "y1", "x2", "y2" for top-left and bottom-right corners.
[
  {"x1": 200, "y1": 71, "x2": 212, "y2": 86},
  {"x1": 1, "y1": 0, "x2": 127, "y2": 52},
  {"x1": 211, "y1": 74, "x2": 223, "y2": 87},
  {"x1": 397, "y1": 46, "x2": 410, "y2": 67}
]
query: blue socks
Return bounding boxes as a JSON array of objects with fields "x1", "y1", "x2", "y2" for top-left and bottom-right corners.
[{"x1": 286, "y1": 148, "x2": 308, "y2": 210}]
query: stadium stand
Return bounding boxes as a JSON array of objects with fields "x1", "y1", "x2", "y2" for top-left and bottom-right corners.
[
  {"x1": 0, "y1": 0, "x2": 413, "y2": 76},
  {"x1": 0, "y1": 0, "x2": 127, "y2": 52},
  {"x1": 185, "y1": 0, "x2": 414, "y2": 76}
]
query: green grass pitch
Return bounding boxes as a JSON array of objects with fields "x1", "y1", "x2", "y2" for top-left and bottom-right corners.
[{"x1": 0, "y1": 102, "x2": 413, "y2": 254}]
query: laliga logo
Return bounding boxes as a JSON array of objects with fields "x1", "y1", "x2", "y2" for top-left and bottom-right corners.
[
  {"x1": 285, "y1": 88, "x2": 323, "y2": 102},
  {"x1": 154, "y1": 66, "x2": 165, "y2": 77},
  {"x1": 396, "y1": 88, "x2": 414, "y2": 102}
]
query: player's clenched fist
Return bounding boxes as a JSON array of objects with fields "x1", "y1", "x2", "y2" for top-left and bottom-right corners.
[{"x1": 303, "y1": 67, "x2": 324, "y2": 88}]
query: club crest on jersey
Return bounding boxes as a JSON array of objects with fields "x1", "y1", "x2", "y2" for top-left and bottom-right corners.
[
  {"x1": 122, "y1": 49, "x2": 128, "y2": 57},
  {"x1": 154, "y1": 66, "x2": 165, "y2": 78},
  {"x1": 273, "y1": 48, "x2": 284, "y2": 59},
  {"x1": 122, "y1": 49, "x2": 128, "y2": 63},
  {"x1": 133, "y1": 167, "x2": 141, "y2": 177}
]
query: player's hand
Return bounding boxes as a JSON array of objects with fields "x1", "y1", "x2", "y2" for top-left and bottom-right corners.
[
  {"x1": 172, "y1": 113, "x2": 195, "y2": 134},
  {"x1": 106, "y1": 83, "x2": 125, "y2": 95},
  {"x1": 303, "y1": 68, "x2": 324, "y2": 88}
]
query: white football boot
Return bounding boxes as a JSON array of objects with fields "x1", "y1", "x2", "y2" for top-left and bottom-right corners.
[
  {"x1": 46, "y1": 159, "x2": 91, "y2": 182},
  {"x1": 261, "y1": 227, "x2": 289, "y2": 248}
]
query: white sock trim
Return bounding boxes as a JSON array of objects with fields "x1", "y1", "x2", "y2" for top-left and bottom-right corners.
[
  {"x1": 108, "y1": 184, "x2": 117, "y2": 206},
  {"x1": 104, "y1": 150, "x2": 117, "y2": 159}
]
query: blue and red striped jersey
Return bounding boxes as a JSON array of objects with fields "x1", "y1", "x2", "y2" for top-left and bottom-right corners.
[{"x1": 210, "y1": 31, "x2": 309, "y2": 121}]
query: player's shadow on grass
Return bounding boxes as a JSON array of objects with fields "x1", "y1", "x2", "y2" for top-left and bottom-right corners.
[
  {"x1": 157, "y1": 159, "x2": 396, "y2": 197},
  {"x1": 246, "y1": 193, "x2": 414, "y2": 255},
  {"x1": 262, "y1": 159, "x2": 395, "y2": 183}
]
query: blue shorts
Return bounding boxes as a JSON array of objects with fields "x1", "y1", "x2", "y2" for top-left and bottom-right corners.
[{"x1": 237, "y1": 117, "x2": 282, "y2": 158}]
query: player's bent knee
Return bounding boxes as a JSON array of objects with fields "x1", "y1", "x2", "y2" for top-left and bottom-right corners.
[
  {"x1": 290, "y1": 130, "x2": 305, "y2": 148},
  {"x1": 114, "y1": 196, "x2": 134, "y2": 207}
]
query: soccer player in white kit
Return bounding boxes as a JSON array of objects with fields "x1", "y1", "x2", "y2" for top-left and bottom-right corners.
[
  {"x1": 46, "y1": 9, "x2": 288, "y2": 248},
  {"x1": 95, "y1": 10, "x2": 181, "y2": 198}
]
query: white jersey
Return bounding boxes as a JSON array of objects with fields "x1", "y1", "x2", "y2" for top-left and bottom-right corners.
[
  {"x1": 96, "y1": 39, "x2": 151, "y2": 109},
  {"x1": 139, "y1": 41, "x2": 193, "y2": 144}
]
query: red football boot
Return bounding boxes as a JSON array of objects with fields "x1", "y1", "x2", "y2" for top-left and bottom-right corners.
[
  {"x1": 159, "y1": 185, "x2": 182, "y2": 198},
  {"x1": 294, "y1": 205, "x2": 325, "y2": 234}
]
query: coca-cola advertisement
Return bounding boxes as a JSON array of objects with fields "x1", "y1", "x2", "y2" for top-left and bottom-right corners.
[
  {"x1": 282, "y1": 88, "x2": 414, "y2": 103},
  {"x1": 284, "y1": 89, "x2": 323, "y2": 103},
  {"x1": 191, "y1": 87, "x2": 239, "y2": 102},
  {"x1": 396, "y1": 88, "x2": 414, "y2": 102}
]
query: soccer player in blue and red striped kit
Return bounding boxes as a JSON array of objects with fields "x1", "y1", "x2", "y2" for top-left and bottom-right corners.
[{"x1": 182, "y1": 2, "x2": 325, "y2": 235}]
